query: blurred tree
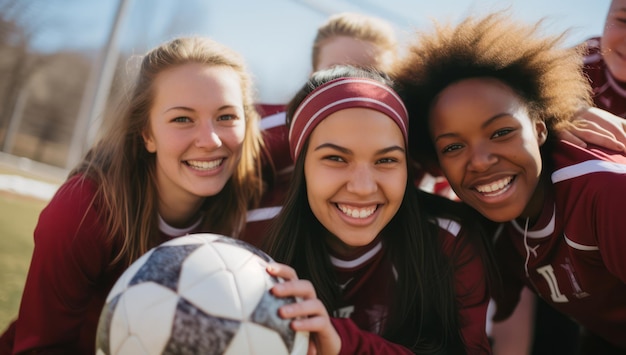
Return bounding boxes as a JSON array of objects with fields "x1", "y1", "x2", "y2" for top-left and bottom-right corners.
[
  {"x1": 0, "y1": 0, "x2": 44, "y2": 146},
  {"x1": 0, "y1": 0, "x2": 96, "y2": 167}
]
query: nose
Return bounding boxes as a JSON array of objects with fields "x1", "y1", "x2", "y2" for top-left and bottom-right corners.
[
  {"x1": 195, "y1": 120, "x2": 222, "y2": 149},
  {"x1": 468, "y1": 144, "x2": 497, "y2": 172},
  {"x1": 346, "y1": 164, "x2": 378, "y2": 195}
]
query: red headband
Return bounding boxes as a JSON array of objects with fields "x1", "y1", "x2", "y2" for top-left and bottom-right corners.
[{"x1": 288, "y1": 77, "x2": 409, "y2": 160}]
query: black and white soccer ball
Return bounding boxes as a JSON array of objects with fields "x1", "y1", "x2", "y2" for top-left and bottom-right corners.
[{"x1": 96, "y1": 233, "x2": 309, "y2": 355}]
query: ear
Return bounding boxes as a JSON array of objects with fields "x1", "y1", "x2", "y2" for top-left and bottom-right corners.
[
  {"x1": 535, "y1": 120, "x2": 548, "y2": 146},
  {"x1": 142, "y1": 129, "x2": 156, "y2": 153}
]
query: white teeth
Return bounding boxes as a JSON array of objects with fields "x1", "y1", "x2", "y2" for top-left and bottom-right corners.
[
  {"x1": 337, "y1": 204, "x2": 376, "y2": 218},
  {"x1": 475, "y1": 176, "x2": 513, "y2": 194},
  {"x1": 186, "y1": 159, "x2": 223, "y2": 170}
]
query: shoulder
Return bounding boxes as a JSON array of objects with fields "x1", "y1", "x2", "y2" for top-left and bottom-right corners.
[
  {"x1": 36, "y1": 174, "x2": 104, "y2": 239},
  {"x1": 550, "y1": 141, "x2": 626, "y2": 184},
  {"x1": 44, "y1": 174, "x2": 98, "y2": 210},
  {"x1": 31, "y1": 174, "x2": 116, "y2": 274}
]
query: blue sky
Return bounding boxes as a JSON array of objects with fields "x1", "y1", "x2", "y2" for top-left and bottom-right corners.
[{"x1": 25, "y1": 0, "x2": 611, "y2": 103}]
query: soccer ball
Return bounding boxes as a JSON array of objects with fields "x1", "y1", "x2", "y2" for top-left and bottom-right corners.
[{"x1": 96, "y1": 233, "x2": 309, "y2": 355}]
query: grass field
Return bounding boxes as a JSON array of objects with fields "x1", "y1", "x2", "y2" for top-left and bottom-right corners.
[
  {"x1": 0, "y1": 163, "x2": 60, "y2": 332},
  {"x1": 0, "y1": 191, "x2": 46, "y2": 330}
]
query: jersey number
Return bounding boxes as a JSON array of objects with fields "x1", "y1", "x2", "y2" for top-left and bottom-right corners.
[{"x1": 536, "y1": 265, "x2": 568, "y2": 303}]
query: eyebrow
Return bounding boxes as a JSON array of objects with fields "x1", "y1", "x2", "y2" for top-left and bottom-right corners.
[
  {"x1": 434, "y1": 112, "x2": 510, "y2": 142},
  {"x1": 313, "y1": 142, "x2": 405, "y2": 154},
  {"x1": 164, "y1": 106, "x2": 194, "y2": 114},
  {"x1": 163, "y1": 105, "x2": 237, "y2": 114}
]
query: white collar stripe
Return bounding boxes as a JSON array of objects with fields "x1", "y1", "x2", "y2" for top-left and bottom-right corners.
[
  {"x1": 329, "y1": 241, "x2": 383, "y2": 269},
  {"x1": 552, "y1": 160, "x2": 626, "y2": 183}
]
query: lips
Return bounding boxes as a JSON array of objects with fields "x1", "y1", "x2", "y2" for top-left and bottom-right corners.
[
  {"x1": 336, "y1": 203, "x2": 377, "y2": 218},
  {"x1": 185, "y1": 159, "x2": 224, "y2": 171},
  {"x1": 474, "y1": 176, "x2": 513, "y2": 196}
]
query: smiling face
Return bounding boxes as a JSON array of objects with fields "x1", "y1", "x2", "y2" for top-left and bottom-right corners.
[
  {"x1": 429, "y1": 78, "x2": 547, "y2": 223},
  {"x1": 602, "y1": 0, "x2": 626, "y2": 81},
  {"x1": 144, "y1": 63, "x2": 246, "y2": 215},
  {"x1": 303, "y1": 107, "x2": 407, "y2": 254}
]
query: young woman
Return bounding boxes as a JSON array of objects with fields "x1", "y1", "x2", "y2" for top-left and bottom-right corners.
[
  {"x1": 264, "y1": 65, "x2": 492, "y2": 354},
  {"x1": 395, "y1": 12, "x2": 626, "y2": 352},
  {"x1": 245, "y1": 11, "x2": 455, "y2": 246},
  {"x1": 584, "y1": 0, "x2": 626, "y2": 119},
  {"x1": 0, "y1": 36, "x2": 264, "y2": 354}
]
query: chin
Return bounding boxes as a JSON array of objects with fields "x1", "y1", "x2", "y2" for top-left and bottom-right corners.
[{"x1": 484, "y1": 210, "x2": 519, "y2": 223}]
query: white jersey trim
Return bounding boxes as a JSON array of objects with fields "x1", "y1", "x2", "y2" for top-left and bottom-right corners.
[
  {"x1": 260, "y1": 111, "x2": 287, "y2": 130},
  {"x1": 552, "y1": 160, "x2": 626, "y2": 183},
  {"x1": 247, "y1": 206, "x2": 282, "y2": 222},
  {"x1": 510, "y1": 205, "x2": 556, "y2": 239},
  {"x1": 330, "y1": 241, "x2": 383, "y2": 269},
  {"x1": 435, "y1": 217, "x2": 461, "y2": 237},
  {"x1": 563, "y1": 233, "x2": 599, "y2": 251},
  {"x1": 158, "y1": 214, "x2": 202, "y2": 237}
]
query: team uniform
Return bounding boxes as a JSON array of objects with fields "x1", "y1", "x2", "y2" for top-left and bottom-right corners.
[
  {"x1": 583, "y1": 37, "x2": 626, "y2": 118},
  {"x1": 492, "y1": 140, "x2": 626, "y2": 350},
  {"x1": 243, "y1": 108, "x2": 291, "y2": 247},
  {"x1": 0, "y1": 175, "x2": 204, "y2": 354},
  {"x1": 327, "y1": 217, "x2": 490, "y2": 354}
]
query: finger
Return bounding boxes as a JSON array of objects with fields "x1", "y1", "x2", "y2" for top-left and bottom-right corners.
[
  {"x1": 579, "y1": 119, "x2": 619, "y2": 140},
  {"x1": 558, "y1": 129, "x2": 587, "y2": 148},
  {"x1": 272, "y1": 279, "x2": 317, "y2": 299},
  {"x1": 266, "y1": 262, "x2": 298, "y2": 281},
  {"x1": 577, "y1": 107, "x2": 626, "y2": 151},
  {"x1": 279, "y1": 298, "x2": 326, "y2": 321},
  {"x1": 307, "y1": 339, "x2": 317, "y2": 355},
  {"x1": 575, "y1": 127, "x2": 625, "y2": 152}
]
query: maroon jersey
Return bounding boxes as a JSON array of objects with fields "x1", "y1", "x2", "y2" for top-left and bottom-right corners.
[
  {"x1": 242, "y1": 169, "x2": 289, "y2": 248},
  {"x1": 583, "y1": 37, "x2": 626, "y2": 118},
  {"x1": 328, "y1": 218, "x2": 490, "y2": 354},
  {"x1": 260, "y1": 111, "x2": 293, "y2": 176},
  {"x1": 241, "y1": 109, "x2": 293, "y2": 247},
  {"x1": 0, "y1": 175, "x2": 204, "y2": 354},
  {"x1": 492, "y1": 140, "x2": 626, "y2": 349}
]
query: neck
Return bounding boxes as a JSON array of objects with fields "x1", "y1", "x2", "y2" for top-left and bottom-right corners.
[
  {"x1": 517, "y1": 175, "x2": 547, "y2": 226},
  {"x1": 159, "y1": 198, "x2": 205, "y2": 229}
]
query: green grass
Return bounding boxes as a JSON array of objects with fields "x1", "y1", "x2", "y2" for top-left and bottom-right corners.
[{"x1": 0, "y1": 191, "x2": 47, "y2": 331}]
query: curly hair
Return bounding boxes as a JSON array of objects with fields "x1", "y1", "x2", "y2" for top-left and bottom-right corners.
[{"x1": 393, "y1": 11, "x2": 592, "y2": 165}]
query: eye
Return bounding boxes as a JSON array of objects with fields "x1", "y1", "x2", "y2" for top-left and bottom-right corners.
[
  {"x1": 172, "y1": 116, "x2": 192, "y2": 123},
  {"x1": 323, "y1": 155, "x2": 345, "y2": 163},
  {"x1": 376, "y1": 157, "x2": 399, "y2": 164},
  {"x1": 492, "y1": 128, "x2": 514, "y2": 139},
  {"x1": 442, "y1": 143, "x2": 463, "y2": 154},
  {"x1": 217, "y1": 114, "x2": 238, "y2": 121}
]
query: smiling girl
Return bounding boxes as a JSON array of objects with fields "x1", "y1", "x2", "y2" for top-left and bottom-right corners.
[
  {"x1": 395, "y1": 12, "x2": 626, "y2": 352},
  {"x1": 263, "y1": 65, "x2": 492, "y2": 354},
  {"x1": 0, "y1": 36, "x2": 264, "y2": 354}
]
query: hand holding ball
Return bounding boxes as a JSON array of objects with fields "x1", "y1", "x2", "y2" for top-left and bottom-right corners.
[{"x1": 96, "y1": 233, "x2": 308, "y2": 355}]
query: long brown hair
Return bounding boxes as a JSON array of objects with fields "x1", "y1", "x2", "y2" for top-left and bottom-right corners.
[
  {"x1": 264, "y1": 66, "x2": 473, "y2": 353},
  {"x1": 71, "y1": 36, "x2": 264, "y2": 267}
]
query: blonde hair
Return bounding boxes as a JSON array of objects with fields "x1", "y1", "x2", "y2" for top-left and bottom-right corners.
[
  {"x1": 312, "y1": 12, "x2": 398, "y2": 71},
  {"x1": 72, "y1": 36, "x2": 264, "y2": 267}
]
